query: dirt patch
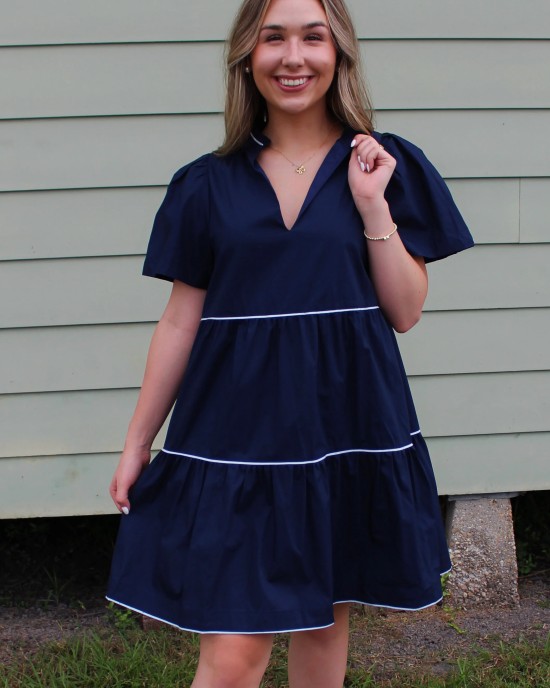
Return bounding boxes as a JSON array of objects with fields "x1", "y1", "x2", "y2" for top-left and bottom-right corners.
[{"x1": 348, "y1": 574, "x2": 549, "y2": 680}]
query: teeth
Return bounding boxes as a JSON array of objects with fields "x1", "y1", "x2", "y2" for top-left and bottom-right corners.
[{"x1": 279, "y1": 77, "x2": 308, "y2": 87}]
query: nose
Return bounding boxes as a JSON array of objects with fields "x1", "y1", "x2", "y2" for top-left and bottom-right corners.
[{"x1": 282, "y1": 38, "x2": 305, "y2": 69}]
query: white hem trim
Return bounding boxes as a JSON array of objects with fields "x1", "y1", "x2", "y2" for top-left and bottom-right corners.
[
  {"x1": 161, "y1": 441, "x2": 418, "y2": 466},
  {"x1": 201, "y1": 306, "x2": 379, "y2": 322},
  {"x1": 106, "y1": 597, "x2": 333, "y2": 635},
  {"x1": 335, "y1": 595, "x2": 443, "y2": 613},
  {"x1": 106, "y1": 582, "x2": 446, "y2": 634}
]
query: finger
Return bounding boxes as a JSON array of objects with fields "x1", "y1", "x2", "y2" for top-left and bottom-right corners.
[
  {"x1": 363, "y1": 144, "x2": 393, "y2": 174},
  {"x1": 109, "y1": 475, "x2": 131, "y2": 514},
  {"x1": 354, "y1": 136, "x2": 381, "y2": 173}
]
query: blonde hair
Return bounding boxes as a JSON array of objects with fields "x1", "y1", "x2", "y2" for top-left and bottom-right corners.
[{"x1": 216, "y1": 0, "x2": 374, "y2": 155}]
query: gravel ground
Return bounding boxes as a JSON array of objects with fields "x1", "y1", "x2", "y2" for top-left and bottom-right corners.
[{"x1": 1, "y1": 574, "x2": 548, "y2": 679}]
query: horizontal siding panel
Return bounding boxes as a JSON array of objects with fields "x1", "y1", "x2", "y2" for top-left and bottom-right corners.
[
  {"x1": 410, "y1": 371, "x2": 550, "y2": 438},
  {"x1": 2, "y1": 0, "x2": 549, "y2": 45},
  {"x1": 0, "y1": 256, "x2": 169, "y2": 329},
  {"x1": 0, "y1": 0, "x2": 241, "y2": 46},
  {"x1": 1, "y1": 188, "x2": 164, "y2": 261},
  {"x1": 377, "y1": 110, "x2": 550, "y2": 179},
  {"x1": 0, "y1": 323, "x2": 153, "y2": 394},
  {"x1": 425, "y1": 244, "x2": 550, "y2": 311},
  {"x1": 0, "y1": 389, "x2": 168, "y2": 459},
  {"x1": 1, "y1": 179, "x2": 516, "y2": 262},
  {"x1": 2, "y1": 111, "x2": 550, "y2": 192},
  {"x1": 3, "y1": 308, "x2": 549, "y2": 394},
  {"x1": 0, "y1": 43, "x2": 225, "y2": 120},
  {"x1": 368, "y1": 41, "x2": 550, "y2": 110},
  {"x1": 0, "y1": 324, "x2": 153, "y2": 394},
  {"x1": 398, "y1": 308, "x2": 550, "y2": 376},
  {"x1": 1, "y1": 433, "x2": 548, "y2": 518},
  {"x1": 1, "y1": 245, "x2": 547, "y2": 329},
  {"x1": 521, "y1": 179, "x2": 550, "y2": 243},
  {"x1": 429, "y1": 433, "x2": 550, "y2": 495},
  {"x1": 3, "y1": 41, "x2": 550, "y2": 120},
  {"x1": 2, "y1": 371, "x2": 548, "y2": 458},
  {"x1": 446, "y1": 179, "x2": 519, "y2": 245},
  {"x1": 0, "y1": 115, "x2": 222, "y2": 192},
  {"x1": 0, "y1": 453, "x2": 120, "y2": 518}
]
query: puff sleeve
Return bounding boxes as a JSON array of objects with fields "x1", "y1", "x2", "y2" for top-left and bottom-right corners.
[
  {"x1": 142, "y1": 154, "x2": 213, "y2": 288},
  {"x1": 373, "y1": 132, "x2": 474, "y2": 262}
]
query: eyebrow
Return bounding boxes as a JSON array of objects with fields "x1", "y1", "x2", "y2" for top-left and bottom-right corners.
[{"x1": 259, "y1": 21, "x2": 329, "y2": 32}]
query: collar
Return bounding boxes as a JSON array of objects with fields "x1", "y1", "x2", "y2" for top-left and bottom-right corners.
[{"x1": 244, "y1": 126, "x2": 357, "y2": 165}]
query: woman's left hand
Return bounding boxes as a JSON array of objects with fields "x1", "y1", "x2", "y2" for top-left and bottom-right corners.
[{"x1": 348, "y1": 134, "x2": 396, "y2": 218}]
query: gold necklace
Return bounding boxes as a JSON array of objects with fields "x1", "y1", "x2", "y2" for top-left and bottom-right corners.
[{"x1": 269, "y1": 129, "x2": 335, "y2": 175}]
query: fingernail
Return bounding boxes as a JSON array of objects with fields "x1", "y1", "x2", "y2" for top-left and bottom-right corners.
[
  {"x1": 122, "y1": 506, "x2": 129, "y2": 515},
  {"x1": 365, "y1": 163, "x2": 370, "y2": 173},
  {"x1": 359, "y1": 161, "x2": 365, "y2": 172},
  {"x1": 350, "y1": 139, "x2": 357, "y2": 148}
]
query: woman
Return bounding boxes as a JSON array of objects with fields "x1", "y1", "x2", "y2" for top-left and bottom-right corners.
[{"x1": 107, "y1": 0, "x2": 474, "y2": 685}]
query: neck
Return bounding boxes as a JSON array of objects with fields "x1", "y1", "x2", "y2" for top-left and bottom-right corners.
[{"x1": 264, "y1": 109, "x2": 337, "y2": 155}]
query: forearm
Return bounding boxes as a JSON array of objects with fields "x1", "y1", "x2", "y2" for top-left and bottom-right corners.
[
  {"x1": 124, "y1": 317, "x2": 198, "y2": 451},
  {"x1": 362, "y1": 200, "x2": 428, "y2": 333},
  {"x1": 124, "y1": 282, "x2": 206, "y2": 451}
]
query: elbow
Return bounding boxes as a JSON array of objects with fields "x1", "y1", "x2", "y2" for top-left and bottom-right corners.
[{"x1": 392, "y1": 309, "x2": 422, "y2": 334}]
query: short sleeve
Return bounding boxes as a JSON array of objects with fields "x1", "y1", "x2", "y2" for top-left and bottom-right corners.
[
  {"x1": 142, "y1": 154, "x2": 213, "y2": 288},
  {"x1": 373, "y1": 132, "x2": 474, "y2": 262}
]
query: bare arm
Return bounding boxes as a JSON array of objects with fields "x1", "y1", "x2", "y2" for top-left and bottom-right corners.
[
  {"x1": 348, "y1": 135, "x2": 428, "y2": 333},
  {"x1": 110, "y1": 280, "x2": 207, "y2": 512}
]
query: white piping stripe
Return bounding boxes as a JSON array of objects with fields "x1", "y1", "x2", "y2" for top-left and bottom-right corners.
[
  {"x1": 201, "y1": 306, "x2": 379, "y2": 322},
  {"x1": 161, "y1": 441, "x2": 418, "y2": 466},
  {"x1": 249, "y1": 132, "x2": 265, "y2": 147},
  {"x1": 106, "y1": 597, "x2": 333, "y2": 635}
]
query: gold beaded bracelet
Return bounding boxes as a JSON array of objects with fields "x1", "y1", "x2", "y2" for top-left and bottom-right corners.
[{"x1": 364, "y1": 223, "x2": 398, "y2": 241}]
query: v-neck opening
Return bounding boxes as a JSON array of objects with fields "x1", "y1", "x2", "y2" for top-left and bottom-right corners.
[{"x1": 252, "y1": 128, "x2": 353, "y2": 232}]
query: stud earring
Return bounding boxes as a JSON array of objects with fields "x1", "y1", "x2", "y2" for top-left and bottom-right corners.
[{"x1": 244, "y1": 66, "x2": 251, "y2": 73}]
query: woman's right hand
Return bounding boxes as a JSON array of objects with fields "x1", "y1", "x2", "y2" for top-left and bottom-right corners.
[{"x1": 109, "y1": 447, "x2": 151, "y2": 514}]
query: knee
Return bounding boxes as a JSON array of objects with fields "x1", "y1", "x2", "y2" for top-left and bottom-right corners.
[
  {"x1": 193, "y1": 635, "x2": 272, "y2": 688},
  {"x1": 204, "y1": 657, "x2": 260, "y2": 688},
  {"x1": 299, "y1": 622, "x2": 345, "y2": 647}
]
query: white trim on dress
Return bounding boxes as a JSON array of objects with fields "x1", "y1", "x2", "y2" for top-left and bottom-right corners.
[
  {"x1": 160, "y1": 431, "x2": 422, "y2": 466},
  {"x1": 200, "y1": 306, "x2": 379, "y2": 322}
]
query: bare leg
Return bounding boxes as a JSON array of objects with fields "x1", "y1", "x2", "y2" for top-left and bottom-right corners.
[
  {"x1": 287, "y1": 603, "x2": 350, "y2": 688},
  {"x1": 191, "y1": 633, "x2": 274, "y2": 688}
]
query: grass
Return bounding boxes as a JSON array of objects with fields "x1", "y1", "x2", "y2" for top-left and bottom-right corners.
[{"x1": 1, "y1": 621, "x2": 548, "y2": 688}]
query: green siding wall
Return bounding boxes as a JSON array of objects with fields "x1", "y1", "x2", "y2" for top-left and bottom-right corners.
[{"x1": 1, "y1": 0, "x2": 549, "y2": 517}]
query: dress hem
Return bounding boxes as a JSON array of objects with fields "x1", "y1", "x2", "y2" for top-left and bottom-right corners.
[{"x1": 105, "y1": 571, "x2": 450, "y2": 635}]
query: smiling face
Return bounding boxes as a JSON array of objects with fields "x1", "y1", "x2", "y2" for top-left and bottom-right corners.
[{"x1": 250, "y1": 0, "x2": 338, "y2": 120}]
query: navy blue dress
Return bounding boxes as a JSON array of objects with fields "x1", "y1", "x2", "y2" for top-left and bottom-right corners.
[{"x1": 107, "y1": 128, "x2": 474, "y2": 634}]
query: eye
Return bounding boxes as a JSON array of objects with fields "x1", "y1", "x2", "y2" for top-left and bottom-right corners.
[
  {"x1": 305, "y1": 33, "x2": 323, "y2": 41},
  {"x1": 265, "y1": 33, "x2": 283, "y2": 42}
]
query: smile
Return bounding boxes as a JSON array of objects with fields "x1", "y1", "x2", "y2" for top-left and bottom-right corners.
[{"x1": 277, "y1": 77, "x2": 310, "y2": 87}]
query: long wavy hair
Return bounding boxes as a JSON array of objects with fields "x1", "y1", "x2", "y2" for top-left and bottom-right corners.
[{"x1": 216, "y1": 0, "x2": 374, "y2": 155}]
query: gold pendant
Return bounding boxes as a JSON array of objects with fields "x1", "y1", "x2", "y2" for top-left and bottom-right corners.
[{"x1": 295, "y1": 165, "x2": 306, "y2": 175}]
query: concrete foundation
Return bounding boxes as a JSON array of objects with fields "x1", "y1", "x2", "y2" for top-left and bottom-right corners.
[{"x1": 445, "y1": 495, "x2": 520, "y2": 609}]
